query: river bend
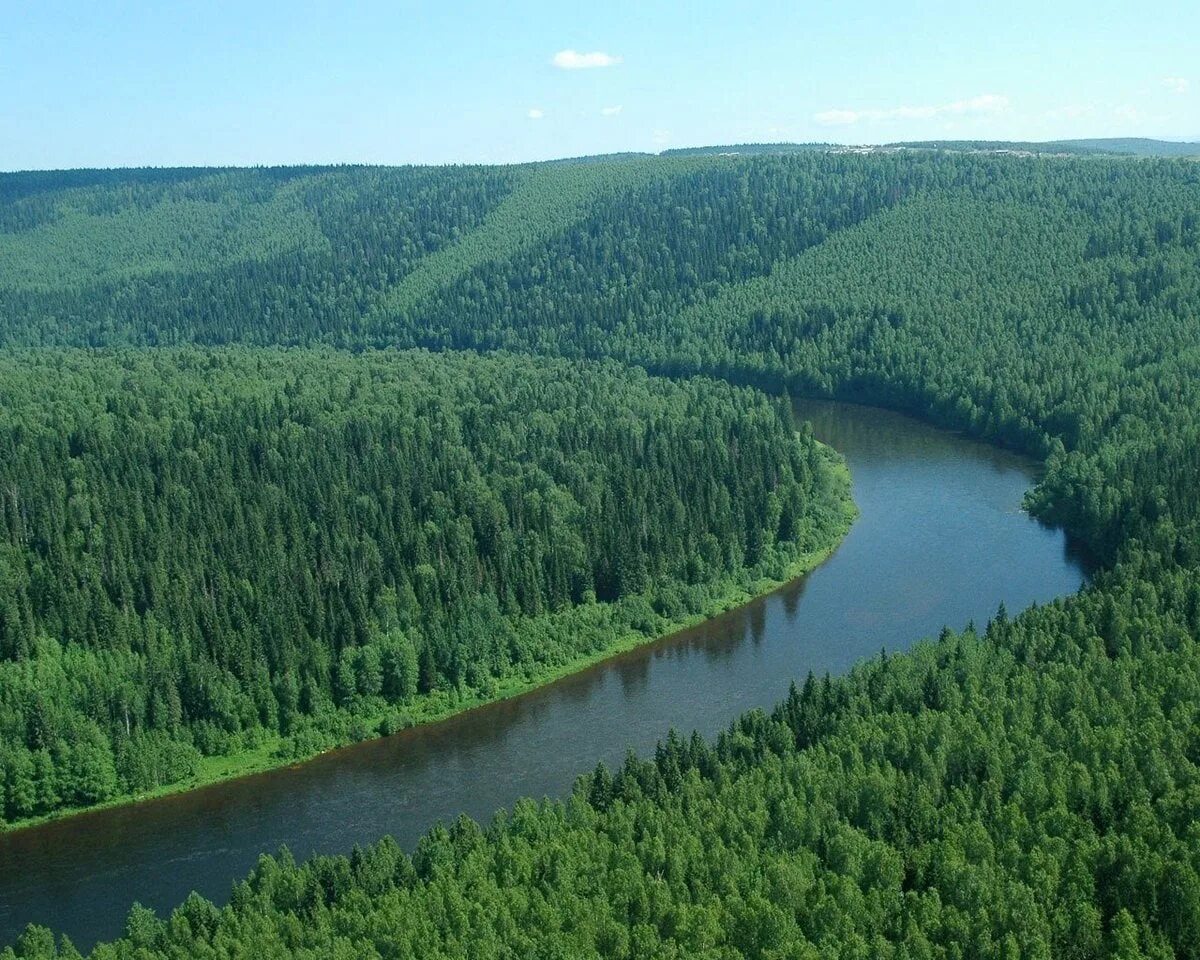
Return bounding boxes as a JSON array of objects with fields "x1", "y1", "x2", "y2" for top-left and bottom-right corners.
[{"x1": 0, "y1": 400, "x2": 1090, "y2": 948}]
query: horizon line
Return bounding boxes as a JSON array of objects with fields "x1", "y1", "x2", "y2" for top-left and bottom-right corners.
[{"x1": 3, "y1": 134, "x2": 1199, "y2": 176}]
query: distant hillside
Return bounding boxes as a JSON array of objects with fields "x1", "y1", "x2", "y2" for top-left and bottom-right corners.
[
  {"x1": 547, "y1": 151, "x2": 653, "y2": 165},
  {"x1": 659, "y1": 142, "x2": 835, "y2": 157},
  {"x1": 1054, "y1": 137, "x2": 1200, "y2": 156},
  {"x1": 661, "y1": 139, "x2": 1200, "y2": 159},
  {"x1": 890, "y1": 137, "x2": 1200, "y2": 157}
]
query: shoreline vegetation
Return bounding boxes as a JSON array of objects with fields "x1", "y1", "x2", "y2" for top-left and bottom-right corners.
[
  {"x1": 0, "y1": 348, "x2": 855, "y2": 832},
  {"x1": 1, "y1": 442, "x2": 855, "y2": 835}
]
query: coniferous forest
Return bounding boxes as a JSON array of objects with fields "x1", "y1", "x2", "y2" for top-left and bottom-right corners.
[
  {"x1": 2, "y1": 148, "x2": 1200, "y2": 958},
  {"x1": 0, "y1": 348, "x2": 847, "y2": 824}
]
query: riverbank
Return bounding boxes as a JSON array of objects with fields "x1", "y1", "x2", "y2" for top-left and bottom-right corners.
[
  {"x1": 1, "y1": 443, "x2": 856, "y2": 836},
  {"x1": 0, "y1": 398, "x2": 1090, "y2": 951}
]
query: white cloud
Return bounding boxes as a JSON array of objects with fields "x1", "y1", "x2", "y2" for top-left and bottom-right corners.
[
  {"x1": 1163, "y1": 76, "x2": 1190, "y2": 95},
  {"x1": 527, "y1": 108, "x2": 545, "y2": 120},
  {"x1": 552, "y1": 49, "x2": 621, "y2": 69},
  {"x1": 600, "y1": 105, "x2": 623, "y2": 116},
  {"x1": 652, "y1": 129, "x2": 672, "y2": 146},
  {"x1": 815, "y1": 94, "x2": 1011, "y2": 126}
]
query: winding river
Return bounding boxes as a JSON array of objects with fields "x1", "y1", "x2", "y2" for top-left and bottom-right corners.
[{"x1": 0, "y1": 400, "x2": 1090, "y2": 949}]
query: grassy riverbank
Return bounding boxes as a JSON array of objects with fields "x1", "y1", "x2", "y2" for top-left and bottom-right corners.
[{"x1": 2, "y1": 443, "x2": 855, "y2": 834}]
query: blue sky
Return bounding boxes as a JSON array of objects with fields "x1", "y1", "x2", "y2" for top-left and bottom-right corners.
[{"x1": 2, "y1": 0, "x2": 1198, "y2": 170}]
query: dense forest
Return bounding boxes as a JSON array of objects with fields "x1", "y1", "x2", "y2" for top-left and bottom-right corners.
[
  {"x1": 2, "y1": 149, "x2": 1199, "y2": 957},
  {"x1": 10, "y1": 558, "x2": 1199, "y2": 959},
  {"x1": 0, "y1": 348, "x2": 848, "y2": 824}
]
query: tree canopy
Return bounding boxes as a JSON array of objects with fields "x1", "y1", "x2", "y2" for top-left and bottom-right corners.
[{"x1": 0, "y1": 347, "x2": 845, "y2": 824}]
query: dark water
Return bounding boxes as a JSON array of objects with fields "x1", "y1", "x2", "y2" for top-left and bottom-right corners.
[{"x1": 0, "y1": 401, "x2": 1090, "y2": 949}]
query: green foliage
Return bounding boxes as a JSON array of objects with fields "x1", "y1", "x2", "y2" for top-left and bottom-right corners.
[
  {"x1": 0, "y1": 347, "x2": 841, "y2": 824},
  {"x1": 6, "y1": 564, "x2": 1198, "y2": 959},
  {"x1": 0, "y1": 164, "x2": 523, "y2": 344}
]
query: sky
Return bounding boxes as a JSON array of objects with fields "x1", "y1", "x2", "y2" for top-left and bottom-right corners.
[{"x1": 2, "y1": 0, "x2": 1198, "y2": 170}]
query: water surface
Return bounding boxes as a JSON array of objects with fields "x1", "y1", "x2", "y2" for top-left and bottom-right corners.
[{"x1": 0, "y1": 400, "x2": 1090, "y2": 948}]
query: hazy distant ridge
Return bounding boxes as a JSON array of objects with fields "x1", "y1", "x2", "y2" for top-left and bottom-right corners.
[{"x1": 659, "y1": 137, "x2": 1200, "y2": 158}]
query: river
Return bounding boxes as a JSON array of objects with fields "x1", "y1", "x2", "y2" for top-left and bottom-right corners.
[{"x1": 0, "y1": 400, "x2": 1091, "y2": 949}]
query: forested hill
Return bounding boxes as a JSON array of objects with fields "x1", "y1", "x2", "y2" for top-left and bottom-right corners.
[
  {"x1": 1055, "y1": 137, "x2": 1200, "y2": 156},
  {"x1": 7, "y1": 151, "x2": 1193, "y2": 559},
  {"x1": 659, "y1": 143, "x2": 836, "y2": 156},
  {"x1": 0, "y1": 348, "x2": 849, "y2": 826},
  {"x1": 3, "y1": 150, "x2": 1200, "y2": 957},
  {"x1": 658, "y1": 139, "x2": 1200, "y2": 157},
  {"x1": 887, "y1": 137, "x2": 1200, "y2": 156}
]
